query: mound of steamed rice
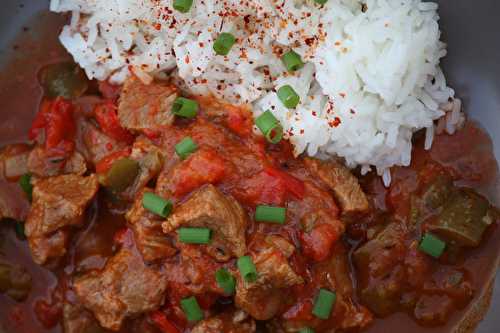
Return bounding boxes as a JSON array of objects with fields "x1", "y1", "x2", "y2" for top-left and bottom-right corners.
[{"x1": 49, "y1": 0, "x2": 461, "y2": 184}]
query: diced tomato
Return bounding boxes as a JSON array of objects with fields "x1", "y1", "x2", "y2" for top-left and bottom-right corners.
[
  {"x1": 143, "y1": 128, "x2": 162, "y2": 140},
  {"x1": 300, "y1": 223, "x2": 343, "y2": 262},
  {"x1": 196, "y1": 293, "x2": 218, "y2": 310},
  {"x1": 94, "y1": 101, "x2": 134, "y2": 144},
  {"x1": 150, "y1": 311, "x2": 180, "y2": 333},
  {"x1": 95, "y1": 148, "x2": 132, "y2": 174},
  {"x1": 236, "y1": 170, "x2": 288, "y2": 206},
  {"x1": 29, "y1": 97, "x2": 76, "y2": 157},
  {"x1": 264, "y1": 167, "x2": 305, "y2": 199},
  {"x1": 171, "y1": 149, "x2": 226, "y2": 197},
  {"x1": 98, "y1": 80, "x2": 122, "y2": 100},
  {"x1": 34, "y1": 299, "x2": 62, "y2": 328},
  {"x1": 226, "y1": 105, "x2": 253, "y2": 136},
  {"x1": 235, "y1": 166, "x2": 305, "y2": 206}
]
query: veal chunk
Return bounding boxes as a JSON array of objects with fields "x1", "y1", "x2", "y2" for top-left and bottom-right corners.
[
  {"x1": 192, "y1": 310, "x2": 256, "y2": 333},
  {"x1": 304, "y1": 158, "x2": 369, "y2": 216},
  {"x1": 235, "y1": 237, "x2": 304, "y2": 320},
  {"x1": 118, "y1": 76, "x2": 178, "y2": 132},
  {"x1": 163, "y1": 185, "x2": 247, "y2": 261},
  {"x1": 126, "y1": 189, "x2": 176, "y2": 261},
  {"x1": 27, "y1": 146, "x2": 87, "y2": 178},
  {"x1": 74, "y1": 249, "x2": 167, "y2": 331},
  {"x1": 25, "y1": 174, "x2": 98, "y2": 265},
  {"x1": 79, "y1": 120, "x2": 128, "y2": 165},
  {"x1": 63, "y1": 300, "x2": 101, "y2": 333}
]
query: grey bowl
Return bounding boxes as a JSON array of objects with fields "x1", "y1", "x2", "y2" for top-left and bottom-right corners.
[{"x1": 0, "y1": 0, "x2": 499, "y2": 332}]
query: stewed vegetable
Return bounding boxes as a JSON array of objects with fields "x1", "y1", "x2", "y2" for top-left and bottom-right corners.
[
  {"x1": 104, "y1": 158, "x2": 140, "y2": 192},
  {"x1": 38, "y1": 62, "x2": 89, "y2": 99},
  {"x1": 430, "y1": 190, "x2": 492, "y2": 247}
]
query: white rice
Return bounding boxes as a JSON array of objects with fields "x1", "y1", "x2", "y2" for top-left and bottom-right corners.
[{"x1": 50, "y1": 0, "x2": 459, "y2": 181}]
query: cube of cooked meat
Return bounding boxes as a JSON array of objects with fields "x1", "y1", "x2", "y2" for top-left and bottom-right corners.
[
  {"x1": 120, "y1": 137, "x2": 164, "y2": 201},
  {"x1": 74, "y1": 249, "x2": 167, "y2": 331},
  {"x1": 0, "y1": 181, "x2": 30, "y2": 222},
  {"x1": 28, "y1": 231, "x2": 69, "y2": 267},
  {"x1": 63, "y1": 300, "x2": 101, "y2": 333},
  {"x1": 163, "y1": 185, "x2": 247, "y2": 261},
  {"x1": 0, "y1": 145, "x2": 31, "y2": 221},
  {"x1": 164, "y1": 244, "x2": 229, "y2": 300},
  {"x1": 126, "y1": 189, "x2": 176, "y2": 261},
  {"x1": 25, "y1": 174, "x2": 99, "y2": 264},
  {"x1": 304, "y1": 158, "x2": 369, "y2": 216},
  {"x1": 192, "y1": 310, "x2": 256, "y2": 333},
  {"x1": 235, "y1": 237, "x2": 304, "y2": 320},
  {"x1": 27, "y1": 146, "x2": 87, "y2": 178},
  {"x1": 79, "y1": 120, "x2": 128, "y2": 165},
  {"x1": 118, "y1": 76, "x2": 178, "y2": 132},
  {"x1": 0, "y1": 144, "x2": 30, "y2": 180}
]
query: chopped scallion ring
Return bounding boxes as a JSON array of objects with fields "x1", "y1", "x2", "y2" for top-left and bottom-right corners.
[
  {"x1": 299, "y1": 328, "x2": 315, "y2": 333},
  {"x1": 180, "y1": 296, "x2": 204, "y2": 322},
  {"x1": 173, "y1": 0, "x2": 194, "y2": 13},
  {"x1": 19, "y1": 173, "x2": 33, "y2": 201},
  {"x1": 282, "y1": 50, "x2": 304, "y2": 72},
  {"x1": 142, "y1": 192, "x2": 173, "y2": 218},
  {"x1": 215, "y1": 268, "x2": 236, "y2": 295},
  {"x1": 213, "y1": 33, "x2": 236, "y2": 56},
  {"x1": 237, "y1": 256, "x2": 258, "y2": 283},
  {"x1": 255, "y1": 205, "x2": 286, "y2": 224},
  {"x1": 255, "y1": 110, "x2": 284, "y2": 144},
  {"x1": 175, "y1": 137, "x2": 198, "y2": 160},
  {"x1": 312, "y1": 288, "x2": 336, "y2": 319},
  {"x1": 172, "y1": 97, "x2": 199, "y2": 118},
  {"x1": 314, "y1": 0, "x2": 328, "y2": 5},
  {"x1": 419, "y1": 233, "x2": 446, "y2": 258},
  {"x1": 277, "y1": 85, "x2": 300, "y2": 109},
  {"x1": 178, "y1": 227, "x2": 212, "y2": 244}
]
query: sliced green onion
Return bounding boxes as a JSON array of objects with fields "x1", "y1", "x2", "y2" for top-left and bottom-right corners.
[
  {"x1": 19, "y1": 173, "x2": 33, "y2": 201},
  {"x1": 312, "y1": 288, "x2": 336, "y2": 320},
  {"x1": 277, "y1": 85, "x2": 300, "y2": 109},
  {"x1": 255, "y1": 110, "x2": 284, "y2": 144},
  {"x1": 282, "y1": 50, "x2": 304, "y2": 72},
  {"x1": 180, "y1": 296, "x2": 204, "y2": 322},
  {"x1": 419, "y1": 233, "x2": 446, "y2": 258},
  {"x1": 314, "y1": 0, "x2": 328, "y2": 4},
  {"x1": 299, "y1": 328, "x2": 315, "y2": 333},
  {"x1": 175, "y1": 137, "x2": 198, "y2": 160},
  {"x1": 237, "y1": 256, "x2": 258, "y2": 283},
  {"x1": 213, "y1": 33, "x2": 236, "y2": 56},
  {"x1": 172, "y1": 97, "x2": 199, "y2": 118},
  {"x1": 215, "y1": 268, "x2": 236, "y2": 295},
  {"x1": 173, "y1": 0, "x2": 193, "y2": 13},
  {"x1": 178, "y1": 227, "x2": 211, "y2": 244},
  {"x1": 142, "y1": 192, "x2": 173, "y2": 218},
  {"x1": 255, "y1": 205, "x2": 286, "y2": 224}
]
